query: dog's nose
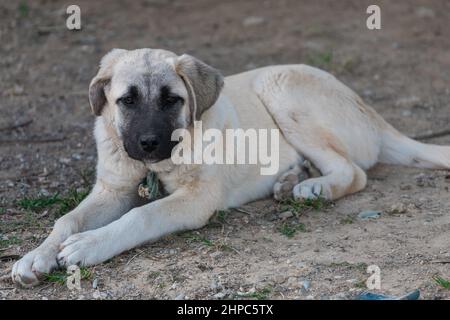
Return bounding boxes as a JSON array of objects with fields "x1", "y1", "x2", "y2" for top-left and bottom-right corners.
[{"x1": 139, "y1": 134, "x2": 160, "y2": 153}]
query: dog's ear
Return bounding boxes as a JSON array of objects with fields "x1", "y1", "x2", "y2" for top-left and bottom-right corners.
[
  {"x1": 175, "y1": 54, "x2": 224, "y2": 123},
  {"x1": 89, "y1": 49, "x2": 127, "y2": 116}
]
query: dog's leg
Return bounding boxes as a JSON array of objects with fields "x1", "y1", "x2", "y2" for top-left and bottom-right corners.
[
  {"x1": 57, "y1": 183, "x2": 220, "y2": 267},
  {"x1": 291, "y1": 148, "x2": 367, "y2": 201},
  {"x1": 11, "y1": 181, "x2": 145, "y2": 287},
  {"x1": 12, "y1": 124, "x2": 147, "y2": 287}
]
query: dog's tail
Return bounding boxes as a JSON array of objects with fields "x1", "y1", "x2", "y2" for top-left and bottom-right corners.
[{"x1": 378, "y1": 123, "x2": 450, "y2": 169}]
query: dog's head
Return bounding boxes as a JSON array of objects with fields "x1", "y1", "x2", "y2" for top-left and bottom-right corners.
[{"x1": 89, "y1": 48, "x2": 224, "y2": 163}]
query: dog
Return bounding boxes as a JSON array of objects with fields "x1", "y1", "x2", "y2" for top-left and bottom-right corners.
[{"x1": 11, "y1": 48, "x2": 450, "y2": 287}]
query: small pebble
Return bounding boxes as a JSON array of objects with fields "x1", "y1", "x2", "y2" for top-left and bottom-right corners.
[
  {"x1": 213, "y1": 291, "x2": 226, "y2": 299},
  {"x1": 389, "y1": 203, "x2": 407, "y2": 214},
  {"x1": 301, "y1": 280, "x2": 310, "y2": 290},
  {"x1": 175, "y1": 293, "x2": 185, "y2": 300},
  {"x1": 415, "y1": 7, "x2": 435, "y2": 18},
  {"x1": 92, "y1": 278, "x2": 98, "y2": 289},
  {"x1": 273, "y1": 275, "x2": 286, "y2": 284},
  {"x1": 278, "y1": 211, "x2": 293, "y2": 219},
  {"x1": 242, "y1": 16, "x2": 266, "y2": 27},
  {"x1": 210, "y1": 251, "x2": 222, "y2": 259}
]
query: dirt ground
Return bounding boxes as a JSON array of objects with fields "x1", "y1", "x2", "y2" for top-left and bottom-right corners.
[{"x1": 1, "y1": 0, "x2": 450, "y2": 300}]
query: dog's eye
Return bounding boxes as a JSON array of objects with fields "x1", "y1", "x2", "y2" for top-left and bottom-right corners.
[
  {"x1": 164, "y1": 95, "x2": 183, "y2": 107},
  {"x1": 119, "y1": 96, "x2": 135, "y2": 106}
]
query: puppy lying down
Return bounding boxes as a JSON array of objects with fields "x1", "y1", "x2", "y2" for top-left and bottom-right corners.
[{"x1": 12, "y1": 48, "x2": 450, "y2": 287}]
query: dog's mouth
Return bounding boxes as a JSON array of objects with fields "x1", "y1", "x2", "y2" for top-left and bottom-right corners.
[
  {"x1": 143, "y1": 157, "x2": 165, "y2": 164},
  {"x1": 123, "y1": 141, "x2": 179, "y2": 163}
]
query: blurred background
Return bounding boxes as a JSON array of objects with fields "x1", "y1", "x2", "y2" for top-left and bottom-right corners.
[{"x1": 1, "y1": 0, "x2": 450, "y2": 300}]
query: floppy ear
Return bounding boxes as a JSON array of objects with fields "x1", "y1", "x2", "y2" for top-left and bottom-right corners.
[
  {"x1": 89, "y1": 49, "x2": 127, "y2": 116},
  {"x1": 175, "y1": 54, "x2": 224, "y2": 123}
]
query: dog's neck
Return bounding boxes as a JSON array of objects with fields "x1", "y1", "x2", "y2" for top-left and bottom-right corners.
[{"x1": 145, "y1": 158, "x2": 176, "y2": 173}]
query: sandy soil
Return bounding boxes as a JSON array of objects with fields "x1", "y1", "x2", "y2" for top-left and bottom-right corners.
[{"x1": 1, "y1": 0, "x2": 449, "y2": 300}]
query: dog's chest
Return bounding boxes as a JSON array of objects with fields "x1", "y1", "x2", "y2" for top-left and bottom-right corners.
[{"x1": 157, "y1": 164, "x2": 200, "y2": 194}]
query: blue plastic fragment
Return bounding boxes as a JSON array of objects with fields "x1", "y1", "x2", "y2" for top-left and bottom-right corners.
[
  {"x1": 358, "y1": 210, "x2": 382, "y2": 220},
  {"x1": 400, "y1": 290, "x2": 421, "y2": 300},
  {"x1": 356, "y1": 289, "x2": 420, "y2": 300},
  {"x1": 302, "y1": 280, "x2": 310, "y2": 290}
]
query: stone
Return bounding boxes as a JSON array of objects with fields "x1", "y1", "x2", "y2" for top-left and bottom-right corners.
[
  {"x1": 389, "y1": 203, "x2": 407, "y2": 214},
  {"x1": 278, "y1": 211, "x2": 294, "y2": 219},
  {"x1": 242, "y1": 16, "x2": 266, "y2": 27},
  {"x1": 415, "y1": 7, "x2": 435, "y2": 19}
]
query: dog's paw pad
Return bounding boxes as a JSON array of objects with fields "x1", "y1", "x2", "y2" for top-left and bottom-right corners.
[
  {"x1": 274, "y1": 181, "x2": 296, "y2": 201},
  {"x1": 274, "y1": 162, "x2": 320, "y2": 201}
]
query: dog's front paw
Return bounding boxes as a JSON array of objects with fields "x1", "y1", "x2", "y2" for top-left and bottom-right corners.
[
  {"x1": 57, "y1": 231, "x2": 108, "y2": 267},
  {"x1": 11, "y1": 247, "x2": 59, "y2": 288}
]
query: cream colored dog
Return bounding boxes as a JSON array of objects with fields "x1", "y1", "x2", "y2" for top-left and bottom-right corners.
[{"x1": 12, "y1": 48, "x2": 450, "y2": 287}]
